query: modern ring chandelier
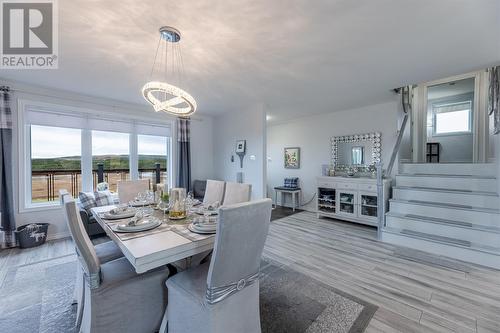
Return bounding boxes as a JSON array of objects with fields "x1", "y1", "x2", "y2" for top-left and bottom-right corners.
[{"x1": 142, "y1": 26, "x2": 197, "y2": 117}]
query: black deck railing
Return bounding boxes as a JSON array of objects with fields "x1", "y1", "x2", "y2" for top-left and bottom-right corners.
[{"x1": 32, "y1": 163, "x2": 167, "y2": 201}]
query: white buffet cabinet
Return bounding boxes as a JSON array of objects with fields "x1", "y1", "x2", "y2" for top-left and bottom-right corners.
[{"x1": 316, "y1": 176, "x2": 391, "y2": 227}]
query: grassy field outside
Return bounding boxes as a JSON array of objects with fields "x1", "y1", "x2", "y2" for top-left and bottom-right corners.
[{"x1": 31, "y1": 155, "x2": 167, "y2": 202}]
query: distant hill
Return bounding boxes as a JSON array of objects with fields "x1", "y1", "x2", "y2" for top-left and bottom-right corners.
[{"x1": 32, "y1": 155, "x2": 167, "y2": 171}]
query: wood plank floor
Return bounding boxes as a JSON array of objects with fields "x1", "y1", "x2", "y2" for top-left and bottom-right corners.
[
  {"x1": 263, "y1": 212, "x2": 500, "y2": 333},
  {"x1": 2, "y1": 211, "x2": 500, "y2": 332}
]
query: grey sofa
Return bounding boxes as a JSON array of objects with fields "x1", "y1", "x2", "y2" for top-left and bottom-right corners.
[{"x1": 78, "y1": 203, "x2": 106, "y2": 237}]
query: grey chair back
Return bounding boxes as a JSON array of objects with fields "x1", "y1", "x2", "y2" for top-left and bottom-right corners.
[
  {"x1": 117, "y1": 179, "x2": 150, "y2": 204},
  {"x1": 206, "y1": 199, "x2": 272, "y2": 303},
  {"x1": 222, "y1": 182, "x2": 252, "y2": 206},
  {"x1": 203, "y1": 180, "x2": 225, "y2": 205},
  {"x1": 62, "y1": 195, "x2": 101, "y2": 288},
  {"x1": 59, "y1": 189, "x2": 70, "y2": 205}
]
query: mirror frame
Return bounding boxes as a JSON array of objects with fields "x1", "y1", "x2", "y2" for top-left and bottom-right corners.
[{"x1": 330, "y1": 132, "x2": 381, "y2": 171}]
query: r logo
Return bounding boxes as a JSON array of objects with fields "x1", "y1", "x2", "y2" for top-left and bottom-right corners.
[{"x1": 2, "y1": 2, "x2": 53, "y2": 54}]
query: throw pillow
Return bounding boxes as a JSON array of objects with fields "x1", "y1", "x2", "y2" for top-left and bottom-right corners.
[
  {"x1": 79, "y1": 192, "x2": 96, "y2": 212},
  {"x1": 284, "y1": 177, "x2": 299, "y2": 188},
  {"x1": 94, "y1": 190, "x2": 114, "y2": 206}
]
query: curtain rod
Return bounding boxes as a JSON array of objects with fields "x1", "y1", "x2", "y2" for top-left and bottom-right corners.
[{"x1": 6, "y1": 86, "x2": 203, "y2": 122}]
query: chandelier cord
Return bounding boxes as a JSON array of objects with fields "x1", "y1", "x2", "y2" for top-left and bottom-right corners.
[
  {"x1": 149, "y1": 35, "x2": 162, "y2": 79},
  {"x1": 164, "y1": 36, "x2": 168, "y2": 102}
]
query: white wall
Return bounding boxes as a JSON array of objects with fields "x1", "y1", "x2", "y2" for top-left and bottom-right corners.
[
  {"x1": 1, "y1": 79, "x2": 215, "y2": 240},
  {"x1": 213, "y1": 104, "x2": 267, "y2": 200},
  {"x1": 190, "y1": 117, "x2": 215, "y2": 182},
  {"x1": 267, "y1": 100, "x2": 399, "y2": 211}
]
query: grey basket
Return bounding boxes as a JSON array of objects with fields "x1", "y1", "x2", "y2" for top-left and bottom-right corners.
[{"x1": 15, "y1": 223, "x2": 49, "y2": 248}]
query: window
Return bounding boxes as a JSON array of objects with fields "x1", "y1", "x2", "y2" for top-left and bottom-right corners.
[
  {"x1": 92, "y1": 131, "x2": 130, "y2": 192},
  {"x1": 138, "y1": 134, "x2": 169, "y2": 186},
  {"x1": 30, "y1": 125, "x2": 82, "y2": 204},
  {"x1": 433, "y1": 101, "x2": 472, "y2": 135},
  {"x1": 21, "y1": 100, "x2": 173, "y2": 210}
]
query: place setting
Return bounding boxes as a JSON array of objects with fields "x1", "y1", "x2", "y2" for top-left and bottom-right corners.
[
  {"x1": 186, "y1": 201, "x2": 220, "y2": 235},
  {"x1": 128, "y1": 190, "x2": 156, "y2": 207},
  {"x1": 109, "y1": 211, "x2": 162, "y2": 233}
]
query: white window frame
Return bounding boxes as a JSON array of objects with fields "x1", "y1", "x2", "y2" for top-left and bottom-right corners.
[
  {"x1": 432, "y1": 101, "x2": 473, "y2": 136},
  {"x1": 18, "y1": 99, "x2": 174, "y2": 212}
]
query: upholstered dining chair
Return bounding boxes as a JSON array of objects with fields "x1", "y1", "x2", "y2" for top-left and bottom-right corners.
[
  {"x1": 59, "y1": 190, "x2": 124, "y2": 329},
  {"x1": 222, "y1": 182, "x2": 252, "y2": 206},
  {"x1": 62, "y1": 196, "x2": 169, "y2": 333},
  {"x1": 163, "y1": 199, "x2": 272, "y2": 333},
  {"x1": 117, "y1": 179, "x2": 150, "y2": 204},
  {"x1": 203, "y1": 179, "x2": 226, "y2": 205}
]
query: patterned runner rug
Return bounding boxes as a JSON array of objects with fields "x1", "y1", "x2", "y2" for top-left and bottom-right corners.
[{"x1": 0, "y1": 255, "x2": 376, "y2": 333}]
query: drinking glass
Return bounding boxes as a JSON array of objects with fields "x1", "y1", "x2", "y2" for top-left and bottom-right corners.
[{"x1": 169, "y1": 188, "x2": 187, "y2": 220}]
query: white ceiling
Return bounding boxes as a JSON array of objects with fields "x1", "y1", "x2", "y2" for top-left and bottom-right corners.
[{"x1": 1, "y1": 0, "x2": 499, "y2": 123}]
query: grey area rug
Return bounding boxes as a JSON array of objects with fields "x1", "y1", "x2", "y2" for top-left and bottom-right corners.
[
  {"x1": 260, "y1": 260, "x2": 377, "y2": 333},
  {"x1": 0, "y1": 256, "x2": 376, "y2": 333},
  {"x1": 0, "y1": 254, "x2": 77, "y2": 333}
]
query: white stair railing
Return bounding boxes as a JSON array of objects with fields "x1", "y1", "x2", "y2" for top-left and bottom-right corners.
[{"x1": 376, "y1": 86, "x2": 411, "y2": 239}]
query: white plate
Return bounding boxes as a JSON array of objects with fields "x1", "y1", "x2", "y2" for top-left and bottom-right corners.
[
  {"x1": 195, "y1": 209, "x2": 218, "y2": 216},
  {"x1": 103, "y1": 209, "x2": 136, "y2": 220},
  {"x1": 188, "y1": 223, "x2": 216, "y2": 234},
  {"x1": 129, "y1": 200, "x2": 155, "y2": 207},
  {"x1": 192, "y1": 222, "x2": 217, "y2": 231},
  {"x1": 114, "y1": 219, "x2": 162, "y2": 233}
]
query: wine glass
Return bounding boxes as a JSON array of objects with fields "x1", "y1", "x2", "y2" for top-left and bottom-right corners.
[{"x1": 186, "y1": 191, "x2": 194, "y2": 213}]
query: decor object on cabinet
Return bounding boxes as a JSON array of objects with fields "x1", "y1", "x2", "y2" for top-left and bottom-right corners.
[
  {"x1": 284, "y1": 147, "x2": 300, "y2": 169},
  {"x1": 331, "y1": 132, "x2": 381, "y2": 173},
  {"x1": 345, "y1": 166, "x2": 358, "y2": 177},
  {"x1": 142, "y1": 26, "x2": 197, "y2": 116},
  {"x1": 235, "y1": 140, "x2": 246, "y2": 168}
]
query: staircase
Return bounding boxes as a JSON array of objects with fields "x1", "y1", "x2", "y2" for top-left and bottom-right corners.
[{"x1": 381, "y1": 163, "x2": 500, "y2": 269}]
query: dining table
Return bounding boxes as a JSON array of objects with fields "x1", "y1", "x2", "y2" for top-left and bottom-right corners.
[{"x1": 90, "y1": 205, "x2": 216, "y2": 273}]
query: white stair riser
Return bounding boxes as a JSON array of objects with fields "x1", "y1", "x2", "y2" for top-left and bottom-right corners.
[
  {"x1": 381, "y1": 231, "x2": 500, "y2": 269},
  {"x1": 396, "y1": 176, "x2": 496, "y2": 192},
  {"x1": 400, "y1": 163, "x2": 496, "y2": 177},
  {"x1": 389, "y1": 201, "x2": 500, "y2": 226},
  {"x1": 386, "y1": 215, "x2": 500, "y2": 248},
  {"x1": 393, "y1": 188, "x2": 499, "y2": 209}
]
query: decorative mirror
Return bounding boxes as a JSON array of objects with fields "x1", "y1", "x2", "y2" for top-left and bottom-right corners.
[{"x1": 331, "y1": 132, "x2": 381, "y2": 172}]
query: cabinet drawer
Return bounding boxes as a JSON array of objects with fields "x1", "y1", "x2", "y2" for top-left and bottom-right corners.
[
  {"x1": 359, "y1": 184, "x2": 377, "y2": 192},
  {"x1": 318, "y1": 181, "x2": 336, "y2": 188},
  {"x1": 337, "y1": 182, "x2": 357, "y2": 190}
]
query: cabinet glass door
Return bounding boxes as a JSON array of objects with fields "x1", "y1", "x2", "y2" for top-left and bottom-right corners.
[
  {"x1": 338, "y1": 191, "x2": 356, "y2": 215},
  {"x1": 360, "y1": 193, "x2": 378, "y2": 218}
]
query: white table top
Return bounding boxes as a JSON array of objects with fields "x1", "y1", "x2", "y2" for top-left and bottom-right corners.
[{"x1": 91, "y1": 205, "x2": 215, "y2": 273}]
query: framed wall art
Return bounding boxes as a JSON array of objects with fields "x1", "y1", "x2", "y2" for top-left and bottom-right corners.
[{"x1": 284, "y1": 147, "x2": 300, "y2": 169}]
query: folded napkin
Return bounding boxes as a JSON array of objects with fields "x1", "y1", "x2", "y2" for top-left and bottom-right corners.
[
  {"x1": 128, "y1": 212, "x2": 144, "y2": 226},
  {"x1": 110, "y1": 205, "x2": 130, "y2": 215}
]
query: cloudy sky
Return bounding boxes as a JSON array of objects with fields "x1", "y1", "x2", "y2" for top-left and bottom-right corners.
[{"x1": 31, "y1": 125, "x2": 167, "y2": 158}]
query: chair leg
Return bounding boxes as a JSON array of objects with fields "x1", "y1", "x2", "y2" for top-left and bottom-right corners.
[
  {"x1": 76, "y1": 274, "x2": 85, "y2": 330},
  {"x1": 73, "y1": 266, "x2": 81, "y2": 304},
  {"x1": 159, "y1": 307, "x2": 168, "y2": 333}
]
